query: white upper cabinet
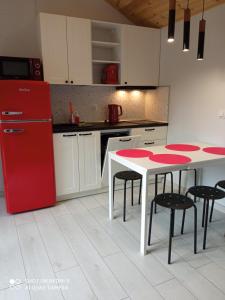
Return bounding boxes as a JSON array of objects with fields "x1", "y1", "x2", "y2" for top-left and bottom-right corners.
[
  {"x1": 39, "y1": 13, "x2": 92, "y2": 85},
  {"x1": 67, "y1": 17, "x2": 92, "y2": 85},
  {"x1": 39, "y1": 13, "x2": 68, "y2": 84},
  {"x1": 121, "y1": 25, "x2": 160, "y2": 86},
  {"x1": 78, "y1": 131, "x2": 101, "y2": 192}
]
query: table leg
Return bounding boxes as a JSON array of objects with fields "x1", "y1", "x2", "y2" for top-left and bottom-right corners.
[
  {"x1": 108, "y1": 155, "x2": 114, "y2": 220},
  {"x1": 140, "y1": 172, "x2": 148, "y2": 256}
]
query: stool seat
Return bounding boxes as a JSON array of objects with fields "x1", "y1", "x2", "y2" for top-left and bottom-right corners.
[
  {"x1": 216, "y1": 180, "x2": 225, "y2": 190},
  {"x1": 115, "y1": 171, "x2": 142, "y2": 181},
  {"x1": 155, "y1": 193, "x2": 194, "y2": 210},
  {"x1": 188, "y1": 185, "x2": 225, "y2": 199}
]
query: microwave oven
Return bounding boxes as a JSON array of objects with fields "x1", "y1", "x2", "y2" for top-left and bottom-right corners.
[{"x1": 0, "y1": 56, "x2": 43, "y2": 80}]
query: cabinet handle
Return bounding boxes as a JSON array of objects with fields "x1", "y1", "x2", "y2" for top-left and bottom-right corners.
[
  {"x1": 65, "y1": 80, "x2": 68, "y2": 83},
  {"x1": 79, "y1": 133, "x2": 93, "y2": 136},
  {"x1": 145, "y1": 128, "x2": 155, "y2": 132},
  {"x1": 124, "y1": 82, "x2": 127, "y2": 85},
  {"x1": 70, "y1": 81, "x2": 74, "y2": 84},
  {"x1": 119, "y1": 138, "x2": 132, "y2": 142},
  {"x1": 63, "y1": 134, "x2": 77, "y2": 137},
  {"x1": 144, "y1": 142, "x2": 155, "y2": 145}
]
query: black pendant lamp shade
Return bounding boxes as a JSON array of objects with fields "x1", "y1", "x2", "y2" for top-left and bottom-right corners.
[
  {"x1": 197, "y1": 0, "x2": 206, "y2": 60},
  {"x1": 197, "y1": 19, "x2": 206, "y2": 60},
  {"x1": 183, "y1": 8, "x2": 191, "y2": 51},
  {"x1": 168, "y1": 0, "x2": 176, "y2": 43}
]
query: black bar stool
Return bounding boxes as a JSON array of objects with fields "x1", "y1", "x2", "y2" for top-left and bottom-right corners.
[
  {"x1": 210, "y1": 180, "x2": 225, "y2": 222},
  {"x1": 154, "y1": 172, "x2": 174, "y2": 214},
  {"x1": 113, "y1": 171, "x2": 142, "y2": 222},
  {"x1": 148, "y1": 193, "x2": 197, "y2": 264},
  {"x1": 186, "y1": 186, "x2": 225, "y2": 249},
  {"x1": 178, "y1": 169, "x2": 197, "y2": 201}
]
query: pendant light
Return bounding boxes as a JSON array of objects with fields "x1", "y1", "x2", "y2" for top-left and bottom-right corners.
[
  {"x1": 197, "y1": 0, "x2": 206, "y2": 60},
  {"x1": 183, "y1": 0, "x2": 191, "y2": 52},
  {"x1": 168, "y1": 0, "x2": 176, "y2": 43}
]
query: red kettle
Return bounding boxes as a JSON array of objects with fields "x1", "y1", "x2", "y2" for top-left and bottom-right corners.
[{"x1": 108, "y1": 104, "x2": 123, "y2": 124}]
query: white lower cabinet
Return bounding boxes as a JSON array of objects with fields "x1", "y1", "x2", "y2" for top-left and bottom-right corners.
[
  {"x1": 53, "y1": 133, "x2": 80, "y2": 196},
  {"x1": 78, "y1": 131, "x2": 101, "y2": 192},
  {"x1": 53, "y1": 131, "x2": 101, "y2": 197}
]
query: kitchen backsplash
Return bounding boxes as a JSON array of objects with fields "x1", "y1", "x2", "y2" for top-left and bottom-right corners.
[{"x1": 50, "y1": 85, "x2": 169, "y2": 124}]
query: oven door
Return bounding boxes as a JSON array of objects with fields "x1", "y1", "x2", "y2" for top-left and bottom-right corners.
[{"x1": 0, "y1": 57, "x2": 31, "y2": 80}]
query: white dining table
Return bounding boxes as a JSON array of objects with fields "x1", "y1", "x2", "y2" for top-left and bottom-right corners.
[{"x1": 108, "y1": 142, "x2": 225, "y2": 256}]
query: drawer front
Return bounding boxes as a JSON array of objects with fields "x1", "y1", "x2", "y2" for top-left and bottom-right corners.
[
  {"x1": 139, "y1": 139, "x2": 167, "y2": 148},
  {"x1": 131, "y1": 126, "x2": 167, "y2": 141}
]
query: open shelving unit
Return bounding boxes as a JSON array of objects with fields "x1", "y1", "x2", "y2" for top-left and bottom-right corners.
[{"x1": 91, "y1": 21, "x2": 121, "y2": 85}]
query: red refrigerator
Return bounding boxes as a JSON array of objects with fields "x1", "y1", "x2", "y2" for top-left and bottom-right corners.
[{"x1": 0, "y1": 80, "x2": 56, "y2": 213}]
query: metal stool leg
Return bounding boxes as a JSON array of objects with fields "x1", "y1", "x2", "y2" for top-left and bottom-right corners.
[
  {"x1": 163, "y1": 173, "x2": 167, "y2": 193},
  {"x1": 178, "y1": 170, "x2": 182, "y2": 194},
  {"x1": 181, "y1": 209, "x2": 186, "y2": 235},
  {"x1": 170, "y1": 172, "x2": 174, "y2": 193},
  {"x1": 168, "y1": 209, "x2": 175, "y2": 264},
  {"x1": 123, "y1": 180, "x2": 127, "y2": 222},
  {"x1": 154, "y1": 174, "x2": 158, "y2": 214},
  {"x1": 113, "y1": 175, "x2": 116, "y2": 207},
  {"x1": 193, "y1": 204, "x2": 197, "y2": 254},
  {"x1": 203, "y1": 199, "x2": 209, "y2": 250},
  {"x1": 209, "y1": 199, "x2": 215, "y2": 223},
  {"x1": 194, "y1": 169, "x2": 197, "y2": 203},
  {"x1": 138, "y1": 178, "x2": 142, "y2": 205},
  {"x1": 202, "y1": 199, "x2": 206, "y2": 228},
  {"x1": 131, "y1": 180, "x2": 134, "y2": 206},
  {"x1": 148, "y1": 200, "x2": 155, "y2": 246}
]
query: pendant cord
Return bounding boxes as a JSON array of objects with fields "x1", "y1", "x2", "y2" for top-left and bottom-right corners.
[
  {"x1": 186, "y1": 0, "x2": 189, "y2": 9},
  {"x1": 202, "y1": 0, "x2": 205, "y2": 19}
]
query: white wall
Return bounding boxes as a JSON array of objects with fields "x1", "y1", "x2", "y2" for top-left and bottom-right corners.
[
  {"x1": 0, "y1": 0, "x2": 131, "y2": 58},
  {"x1": 160, "y1": 4, "x2": 225, "y2": 205}
]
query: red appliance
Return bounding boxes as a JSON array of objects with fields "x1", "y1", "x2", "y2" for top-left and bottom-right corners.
[
  {"x1": 0, "y1": 56, "x2": 43, "y2": 81},
  {"x1": 0, "y1": 80, "x2": 56, "y2": 213},
  {"x1": 102, "y1": 64, "x2": 118, "y2": 84},
  {"x1": 108, "y1": 104, "x2": 123, "y2": 124}
]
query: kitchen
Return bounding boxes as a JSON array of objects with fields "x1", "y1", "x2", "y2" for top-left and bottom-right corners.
[{"x1": 0, "y1": 0, "x2": 225, "y2": 299}]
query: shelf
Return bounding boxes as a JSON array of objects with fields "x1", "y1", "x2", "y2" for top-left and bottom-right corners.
[
  {"x1": 92, "y1": 41, "x2": 120, "y2": 48},
  {"x1": 92, "y1": 60, "x2": 120, "y2": 64}
]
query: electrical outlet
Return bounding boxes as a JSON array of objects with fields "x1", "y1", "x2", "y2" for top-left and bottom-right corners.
[{"x1": 217, "y1": 110, "x2": 225, "y2": 119}]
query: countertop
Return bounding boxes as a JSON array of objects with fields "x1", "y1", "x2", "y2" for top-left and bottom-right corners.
[{"x1": 53, "y1": 120, "x2": 168, "y2": 133}]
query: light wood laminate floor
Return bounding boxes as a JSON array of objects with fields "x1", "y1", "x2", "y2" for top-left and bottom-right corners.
[{"x1": 0, "y1": 184, "x2": 225, "y2": 300}]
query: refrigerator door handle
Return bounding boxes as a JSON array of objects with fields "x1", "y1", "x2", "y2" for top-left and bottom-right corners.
[
  {"x1": 3, "y1": 129, "x2": 25, "y2": 134},
  {"x1": 2, "y1": 111, "x2": 23, "y2": 116}
]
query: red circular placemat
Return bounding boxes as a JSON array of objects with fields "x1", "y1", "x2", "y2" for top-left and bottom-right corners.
[
  {"x1": 116, "y1": 149, "x2": 153, "y2": 158},
  {"x1": 165, "y1": 144, "x2": 200, "y2": 152},
  {"x1": 203, "y1": 147, "x2": 225, "y2": 155},
  {"x1": 149, "y1": 153, "x2": 192, "y2": 165}
]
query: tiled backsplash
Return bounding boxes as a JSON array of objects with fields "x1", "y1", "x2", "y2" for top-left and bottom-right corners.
[{"x1": 50, "y1": 85, "x2": 169, "y2": 124}]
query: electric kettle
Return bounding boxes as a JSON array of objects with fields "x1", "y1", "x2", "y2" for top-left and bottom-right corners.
[{"x1": 108, "y1": 104, "x2": 123, "y2": 124}]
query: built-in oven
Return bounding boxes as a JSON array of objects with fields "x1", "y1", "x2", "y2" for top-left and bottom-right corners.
[
  {"x1": 101, "y1": 129, "x2": 130, "y2": 170},
  {"x1": 101, "y1": 129, "x2": 141, "y2": 186}
]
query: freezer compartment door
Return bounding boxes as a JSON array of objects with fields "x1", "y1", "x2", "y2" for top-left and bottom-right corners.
[
  {"x1": 0, "y1": 80, "x2": 51, "y2": 121},
  {"x1": 0, "y1": 121, "x2": 56, "y2": 213}
]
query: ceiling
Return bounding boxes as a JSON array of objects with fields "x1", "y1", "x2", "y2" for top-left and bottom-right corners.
[{"x1": 105, "y1": 0, "x2": 225, "y2": 28}]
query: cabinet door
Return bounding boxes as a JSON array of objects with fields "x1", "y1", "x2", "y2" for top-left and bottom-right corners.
[
  {"x1": 53, "y1": 133, "x2": 79, "y2": 196},
  {"x1": 121, "y1": 25, "x2": 160, "y2": 86},
  {"x1": 67, "y1": 17, "x2": 92, "y2": 85},
  {"x1": 78, "y1": 131, "x2": 101, "y2": 191},
  {"x1": 39, "y1": 13, "x2": 68, "y2": 84}
]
